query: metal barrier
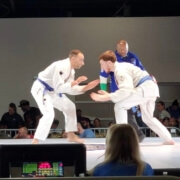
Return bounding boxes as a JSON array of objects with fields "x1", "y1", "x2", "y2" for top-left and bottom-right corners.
[
  {"x1": 91, "y1": 128, "x2": 108, "y2": 137},
  {"x1": 139, "y1": 127, "x2": 180, "y2": 137},
  {"x1": 91, "y1": 127, "x2": 180, "y2": 137},
  {"x1": 0, "y1": 126, "x2": 179, "y2": 139},
  {"x1": 0, "y1": 129, "x2": 64, "y2": 139}
]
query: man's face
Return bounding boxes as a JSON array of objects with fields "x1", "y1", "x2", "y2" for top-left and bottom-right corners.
[
  {"x1": 94, "y1": 119, "x2": 101, "y2": 127},
  {"x1": 81, "y1": 121, "x2": 89, "y2": 129},
  {"x1": 156, "y1": 103, "x2": 164, "y2": 111},
  {"x1": 117, "y1": 44, "x2": 128, "y2": 57},
  {"x1": 20, "y1": 105, "x2": 27, "y2": 112},
  {"x1": 8, "y1": 107, "x2": 15, "y2": 115},
  {"x1": 163, "y1": 119, "x2": 169, "y2": 127},
  {"x1": 72, "y1": 53, "x2": 84, "y2": 69},
  {"x1": 100, "y1": 60, "x2": 111, "y2": 73},
  {"x1": 169, "y1": 118, "x2": 177, "y2": 126},
  {"x1": 18, "y1": 129, "x2": 26, "y2": 138}
]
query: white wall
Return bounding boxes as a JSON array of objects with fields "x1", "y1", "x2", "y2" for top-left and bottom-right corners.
[{"x1": 0, "y1": 17, "x2": 180, "y2": 128}]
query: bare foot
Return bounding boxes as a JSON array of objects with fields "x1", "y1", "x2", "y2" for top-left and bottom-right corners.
[
  {"x1": 163, "y1": 139, "x2": 175, "y2": 145},
  {"x1": 67, "y1": 132, "x2": 84, "y2": 143},
  {"x1": 32, "y1": 138, "x2": 39, "y2": 144}
]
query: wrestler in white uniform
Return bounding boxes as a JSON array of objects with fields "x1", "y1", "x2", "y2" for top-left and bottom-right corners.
[
  {"x1": 31, "y1": 53, "x2": 99, "y2": 142},
  {"x1": 91, "y1": 50, "x2": 174, "y2": 144},
  {"x1": 111, "y1": 62, "x2": 172, "y2": 141}
]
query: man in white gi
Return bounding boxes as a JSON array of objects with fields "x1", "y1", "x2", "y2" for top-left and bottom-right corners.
[
  {"x1": 90, "y1": 50, "x2": 174, "y2": 145},
  {"x1": 31, "y1": 49, "x2": 99, "y2": 144}
]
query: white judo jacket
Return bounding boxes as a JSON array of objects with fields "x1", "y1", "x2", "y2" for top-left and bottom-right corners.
[
  {"x1": 38, "y1": 58, "x2": 85, "y2": 95},
  {"x1": 110, "y1": 62, "x2": 160, "y2": 103}
]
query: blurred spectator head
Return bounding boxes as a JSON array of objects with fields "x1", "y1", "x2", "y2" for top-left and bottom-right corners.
[
  {"x1": 93, "y1": 118, "x2": 101, "y2": 127},
  {"x1": 18, "y1": 100, "x2": 30, "y2": 112},
  {"x1": 105, "y1": 124, "x2": 140, "y2": 164},
  {"x1": 156, "y1": 101, "x2": 165, "y2": 111},
  {"x1": 162, "y1": 117, "x2": 170, "y2": 127},
  {"x1": 81, "y1": 117, "x2": 91, "y2": 129},
  {"x1": 16, "y1": 127, "x2": 30, "y2": 139},
  {"x1": 8, "y1": 103, "x2": 17, "y2": 115},
  {"x1": 108, "y1": 121, "x2": 115, "y2": 127},
  {"x1": 172, "y1": 99, "x2": 179, "y2": 110},
  {"x1": 169, "y1": 117, "x2": 178, "y2": 127}
]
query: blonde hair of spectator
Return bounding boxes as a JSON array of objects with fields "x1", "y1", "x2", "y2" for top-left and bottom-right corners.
[
  {"x1": 89, "y1": 124, "x2": 145, "y2": 176},
  {"x1": 105, "y1": 124, "x2": 145, "y2": 176}
]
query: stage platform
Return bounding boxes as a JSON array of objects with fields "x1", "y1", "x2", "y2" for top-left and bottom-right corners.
[{"x1": 0, "y1": 137, "x2": 180, "y2": 171}]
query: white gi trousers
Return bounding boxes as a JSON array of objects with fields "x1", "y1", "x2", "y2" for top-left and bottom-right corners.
[
  {"x1": 114, "y1": 82, "x2": 172, "y2": 142},
  {"x1": 31, "y1": 80, "x2": 77, "y2": 141}
]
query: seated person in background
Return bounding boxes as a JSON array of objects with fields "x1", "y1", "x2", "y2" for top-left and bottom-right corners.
[
  {"x1": 162, "y1": 117, "x2": 170, "y2": 127},
  {"x1": 77, "y1": 122, "x2": 95, "y2": 138},
  {"x1": 48, "y1": 119, "x2": 61, "y2": 138},
  {"x1": 0, "y1": 121, "x2": 10, "y2": 139},
  {"x1": 61, "y1": 130, "x2": 67, "y2": 138},
  {"x1": 81, "y1": 117, "x2": 94, "y2": 129},
  {"x1": 108, "y1": 121, "x2": 115, "y2": 127},
  {"x1": 166, "y1": 99, "x2": 180, "y2": 121},
  {"x1": 18, "y1": 100, "x2": 42, "y2": 129},
  {"x1": 156, "y1": 101, "x2": 171, "y2": 123},
  {"x1": 169, "y1": 117, "x2": 178, "y2": 136},
  {"x1": 90, "y1": 124, "x2": 154, "y2": 176},
  {"x1": 1, "y1": 103, "x2": 24, "y2": 138},
  {"x1": 169, "y1": 117, "x2": 178, "y2": 128},
  {"x1": 13, "y1": 127, "x2": 33, "y2": 139},
  {"x1": 93, "y1": 118, "x2": 105, "y2": 138},
  {"x1": 93, "y1": 118, "x2": 102, "y2": 128}
]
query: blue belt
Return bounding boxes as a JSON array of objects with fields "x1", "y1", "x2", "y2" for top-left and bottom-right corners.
[
  {"x1": 37, "y1": 78, "x2": 62, "y2": 97},
  {"x1": 136, "y1": 75, "x2": 153, "y2": 87}
]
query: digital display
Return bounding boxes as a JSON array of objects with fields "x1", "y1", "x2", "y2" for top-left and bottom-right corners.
[{"x1": 22, "y1": 161, "x2": 64, "y2": 177}]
